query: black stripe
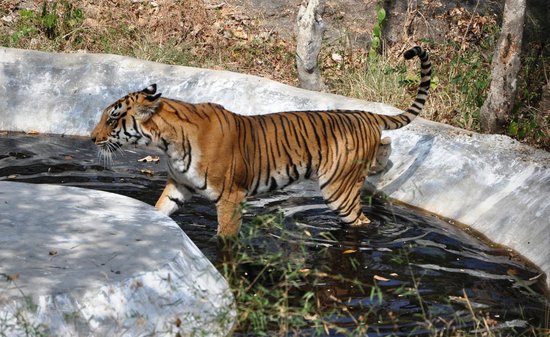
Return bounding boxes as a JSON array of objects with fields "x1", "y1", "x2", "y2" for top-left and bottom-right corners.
[
  {"x1": 268, "y1": 176, "x2": 278, "y2": 191},
  {"x1": 159, "y1": 137, "x2": 169, "y2": 151},
  {"x1": 260, "y1": 118, "x2": 277, "y2": 187},
  {"x1": 269, "y1": 116, "x2": 283, "y2": 159},
  {"x1": 420, "y1": 80, "x2": 431, "y2": 88},
  {"x1": 213, "y1": 109, "x2": 226, "y2": 135},
  {"x1": 295, "y1": 114, "x2": 314, "y2": 179},
  {"x1": 183, "y1": 184, "x2": 196, "y2": 193},
  {"x1": 415, "y1": 98, "x2": 426, "y2": 105}
]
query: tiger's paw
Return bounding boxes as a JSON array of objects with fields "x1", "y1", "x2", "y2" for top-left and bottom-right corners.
[{"x1": 349, "y1": 214, "x2": 371, "y2": 227}]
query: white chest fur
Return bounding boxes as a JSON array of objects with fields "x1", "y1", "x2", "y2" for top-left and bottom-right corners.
[{"x1": 165, "y1": 147, "x2": 219, "y2": 201}]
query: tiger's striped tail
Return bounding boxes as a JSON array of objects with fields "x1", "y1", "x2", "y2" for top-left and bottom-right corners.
[{"x1": 381, "y1": 46, "x2": 431, "y2": 130}]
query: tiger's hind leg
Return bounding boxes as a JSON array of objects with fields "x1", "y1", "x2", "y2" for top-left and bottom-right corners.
[
  {"x1": 155, "y1": 177, "x2": 192, "y2": 216},
  {"x1": 319, "y1": 175, "x2": 371, "y2": 227}
]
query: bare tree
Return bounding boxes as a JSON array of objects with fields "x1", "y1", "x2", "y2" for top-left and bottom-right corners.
[
  {"x1": 296, "y1": 0, "x2": 325, "y2": 91},
  {"x1": 480, "y1": 0, "x2": 526, "y2": 133}
]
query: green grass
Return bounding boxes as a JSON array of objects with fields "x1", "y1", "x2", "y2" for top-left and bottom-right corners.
[
  {"x1": 322, "y1": 39, "x2": 495, "y2": 132},
  {"x1": 216, "y1": 209, "x2": 549, "y2": 337}
]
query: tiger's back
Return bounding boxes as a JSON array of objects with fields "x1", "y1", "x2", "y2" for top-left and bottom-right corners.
[{"x1": 235, "y1": 110, "x2": 382, "y2": 193}]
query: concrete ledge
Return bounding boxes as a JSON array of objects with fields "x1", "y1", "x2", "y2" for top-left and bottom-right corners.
[
  {"x1": 0, "y1": 47, "x2": 399, "y2": 135},
  {"x1": 1, "y1": 47, "x2": 549, "y2": 290},
  {"x1": 0, "y1": 182, "x2": 235, "y2": 337},
  {"x1": 371, "y1": 120, "x2": 550, "y2": 286}
]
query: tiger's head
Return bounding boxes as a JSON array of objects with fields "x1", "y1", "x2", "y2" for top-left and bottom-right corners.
[{"x1": 91, "y1": 84, "x2": 162, "y2": 161}]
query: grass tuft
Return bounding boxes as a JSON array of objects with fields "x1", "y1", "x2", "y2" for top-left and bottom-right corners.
[{"x1": 216, "y1": 209, "x2": 549, "y2": 336}]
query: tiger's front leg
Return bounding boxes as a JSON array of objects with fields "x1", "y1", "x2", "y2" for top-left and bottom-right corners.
[
  {"x1": 155, "y1": 177, "x2": 192, "y2": 216},
  {"x1": 216, "y1": 189, "x2": 246, "y2": 237}
]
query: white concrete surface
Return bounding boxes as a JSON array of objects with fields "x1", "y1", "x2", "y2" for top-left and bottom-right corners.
[
  {"x1": 373, "y1": 120, "x2": 550, "y2": 286},
  {"x1": 0, "y1": 47, "x2": 549, "y2": 293},
  {"x1": 0, "y1": 47, "x2": 400, "y2": 135},
  {"x1": 0, "y1": 182, "x2": 235, "y2": 337}
]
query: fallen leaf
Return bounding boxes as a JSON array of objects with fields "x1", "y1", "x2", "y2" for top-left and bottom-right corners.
[
  {"x1": 138, "y1": 155, "x2": 160, "y2": 163},
  {"x1": 449, "y1": 295, "x2": 467, "y2": 302},
  {"x1": 483, "y1": 312, "x2": 498, "y2": 326},
  {"x1": 303, "y1": 229, "x2": 312, "y2": 237},
  {"x1": 6, "y1": 272, "x2": 20, "y2": 281},
  {"x1": 373, "y1": 275, "x2": 390, "y2": 282},
  {"x1": 303, "y1": 313, "x2": 318, "y2": 321},
  {"x1": 507, "y1": 268, "x2": 518, "y2": 276},
  {"x1": 231, "y1": 27, "x2": 248, "y2": 40},
  {"x1": 342, "y1": 249, "x2": 357, "y2": 254},
  {"x1": 331, "y1": 52, "x2": 343, "y2": 62},
  {"x1": 135, "y1": 317, "x2": 147, "y2": 326},
  {"x1": 140, "y1": 169, "x2": 155, "y2": 176}
]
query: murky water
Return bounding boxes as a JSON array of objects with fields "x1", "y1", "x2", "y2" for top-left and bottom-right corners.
[{"x1": 1, "y1": 132, "x2": 548, "y2": 336}]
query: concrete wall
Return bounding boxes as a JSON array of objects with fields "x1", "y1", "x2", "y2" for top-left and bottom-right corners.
[{"x1": 1, "y1": 47, "x2": 549, "y2": 289}]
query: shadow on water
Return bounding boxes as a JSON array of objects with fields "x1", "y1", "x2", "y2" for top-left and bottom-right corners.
[{"x1": 1, "y1": 132, "x2": 548, "y2": 336}]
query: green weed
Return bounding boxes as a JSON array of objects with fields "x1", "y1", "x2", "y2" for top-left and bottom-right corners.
[
  {"x1": 218, "y1": 211, "x2": 376, "y2": 336},
  {"x1": 4, "y1": 0, "x2": 83, "y2": 49},
  {"x1": 368, "y1": 5, "x2": 386, "y2": 62},
  {"x1": 216, "y1": 210, "x2": 549, "y2": 336},
  {"x1": 0, "y1": 280, "x2": 48, "y2": 337}
]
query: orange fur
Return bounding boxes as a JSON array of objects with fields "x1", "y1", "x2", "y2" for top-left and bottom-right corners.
[{"x1": 91, "y1": 46, "x2": 431, "y2": 236}]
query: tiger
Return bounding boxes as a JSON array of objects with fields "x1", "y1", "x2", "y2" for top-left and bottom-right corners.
[{"x1": 91, "y1": 46, "x2": 431, "y2": 237}]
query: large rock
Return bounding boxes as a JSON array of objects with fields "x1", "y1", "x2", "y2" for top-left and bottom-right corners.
[
  {"x1": 0, "y1": 182, "x2": 235, "y2": 337},
  {"x1": 1, "y1": 47, "x2": 549, "y2": 292}
]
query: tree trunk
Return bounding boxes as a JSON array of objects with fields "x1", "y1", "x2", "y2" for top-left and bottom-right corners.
[
  {"x1": 479, "y1": 0, "x2": 526, "y2": 134},
  {"x1": 296, "y1": 0, "x2": 325, "y2": 91}
]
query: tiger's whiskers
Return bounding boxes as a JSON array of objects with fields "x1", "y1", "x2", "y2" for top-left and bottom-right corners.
[
  {"x1": 96, "y1": 143, "x2": 113, "y2": 168},
  {"x1": 97, "y1": 148, "x2": 111, "y2": 168}
]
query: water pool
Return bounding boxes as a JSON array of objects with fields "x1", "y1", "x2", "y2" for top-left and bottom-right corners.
[{"x1": 1, "y1": 132, "x2": 548, "y2": 336}]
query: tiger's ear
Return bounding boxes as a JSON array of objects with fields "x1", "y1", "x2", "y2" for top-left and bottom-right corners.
[
  {"x1": 136, "y1": 90, "x2": 162, "y2": 121},
  {"x1": 142, "y1": 84, "x2": 157, "y2": 95},
  {"x1": 141, "y1": 83, "x2": 162, "y2": 108},
  {"x1": 145, "y1": 92, "x2": 162, "y2": 102}
]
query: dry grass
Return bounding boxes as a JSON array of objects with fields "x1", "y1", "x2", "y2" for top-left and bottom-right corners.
[
  {"x1": 321, "y1": 41, "x2": 495, "y2": 131},
  {"x1": 0, "y1": 0, "x2": 297, "y2": 82},
  {"x1": 0, "y1": 0, "x2": 548, "y2": 149}
]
